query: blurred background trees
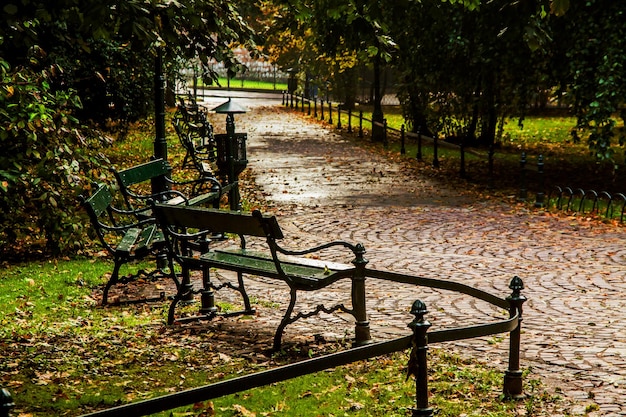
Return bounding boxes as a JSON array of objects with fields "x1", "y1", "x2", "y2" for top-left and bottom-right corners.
[{"x1": 2, "y1": 0, "x2": 625, "y2": 257}]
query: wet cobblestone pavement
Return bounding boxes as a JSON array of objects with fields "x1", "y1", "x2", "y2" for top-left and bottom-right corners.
[{"x1": 188, "y1": 100, "x2": 626, "y2": 415}]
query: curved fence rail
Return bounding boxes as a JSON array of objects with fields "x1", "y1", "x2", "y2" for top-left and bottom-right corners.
[
  {"x1": 549, "y1": 186, "x2": 626, "y2": 222},
  {"x1": 30, "y1": 272, "x2": 530, "y2": 417}
]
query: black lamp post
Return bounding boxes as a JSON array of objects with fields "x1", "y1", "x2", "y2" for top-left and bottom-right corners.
[
  {"x1": 152, "y1": 49, "x2": 171, "y2": 197},
  {"x1": 211, "y1": 99, "x2": 248, "y2": 210}
]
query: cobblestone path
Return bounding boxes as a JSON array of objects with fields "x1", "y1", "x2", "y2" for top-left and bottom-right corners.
[{"x1": 206, "y1": 103, "x2": 626, "y2": 416}]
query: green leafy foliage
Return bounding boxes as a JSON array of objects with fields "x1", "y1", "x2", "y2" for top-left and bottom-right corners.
[
  {"x1": 0, "y1": 54, "x2": 108, "y2": 256},
  {"x1": 550, "y1": 0, "x2": 626, "y2": 159},
  {"x1": 0, "y1": 0, "x2": 256, "y2": 257}
]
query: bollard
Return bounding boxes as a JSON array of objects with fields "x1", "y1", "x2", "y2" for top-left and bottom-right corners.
[
  {"x1": 307, "y1": 98, "x2": 311, "y2": 115},
  {"x1": 314, "y1": 98, "x2": 318, "y2": 118},
  {"x1": 519, "y1": 152, "x2": 527, "y2": 201},
  {"x1": 320, "y1": 99, "x2": 325, "y2": 120},
  {"x1": 416, "y1": 126, "x2": 422, "y2": 161},
  {"x1": 359, "y1": 110, "x2": 364, "y2": 138},
  {"x1": 504, "y1": 276, "x2": 526, "y2": 399},
  {"x1": 282, "y1": 91, "x2": 286, "y2": 106},
  {"x1": 407, "y1": 300, "x2": 434, "y2": 417},
  {"x1": 534, "y1": 155, "x2": 544, "y2": 208},
  {"x1": 401, "y1": 124, "x2": 406, "y2": 155},
  {"x1": 1, "y1": 388, "x2": 14, "y2": 417}
]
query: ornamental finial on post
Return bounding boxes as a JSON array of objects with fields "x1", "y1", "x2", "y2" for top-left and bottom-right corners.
[{"x1": 407, "y1": 300, "x2": 433, "y2": 417}]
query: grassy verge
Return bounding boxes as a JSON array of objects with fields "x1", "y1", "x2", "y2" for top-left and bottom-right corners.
[
  {"x1": 310, "y1": 103, "x2": 626, "y2": 204},
  {"x1": 197, "y1": 77, "x2": 288, "y2": 91},
  {"x1": 0, "y1": 258, "x2": 572, "y2": 416}
]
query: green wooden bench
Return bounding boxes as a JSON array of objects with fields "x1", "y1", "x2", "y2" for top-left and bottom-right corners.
[
  {"x1": 111, "y1": 158, "x2": 227, "y2": 214},
  {"x1": 152, "y1": 203, "x2": 372, "y2": 351},
  {"x1": 79, "y1": 183, "x2": 179, "y2": 305},
  {"x1": 173, "y1": 101, "x2": 217, "y2": 178}
]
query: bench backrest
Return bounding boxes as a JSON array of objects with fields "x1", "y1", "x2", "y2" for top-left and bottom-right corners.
[
  {"x1": 78, "y1": 183, "x2": 119, "y2": 252},
  {"x1": 113, "y1": 158, "x2": 169, "y2": 189},
  {"x1": 80, "y1": 182, "x2": 114, "y2": 221},
  {"x1": 153, "y1": 204, "x2": 284, "y2": 240}
]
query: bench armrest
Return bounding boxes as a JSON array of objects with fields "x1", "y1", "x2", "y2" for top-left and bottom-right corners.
[{"x1": 274, "y1": 240, "x2": 362, "y2": 258}]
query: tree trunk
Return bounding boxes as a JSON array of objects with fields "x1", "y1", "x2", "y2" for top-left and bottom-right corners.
[
  {"x1": 406, "y1": 84, "x2": 433, "y2": 137},
  {"x1": 480, "y1": 73, "x2": 498, "y2": 148},
  {"x1": 371, "y1": 52, "x2": 385, "y2": 142}
]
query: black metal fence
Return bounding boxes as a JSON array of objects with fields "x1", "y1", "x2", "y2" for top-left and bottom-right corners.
[
  {"x1": 515, "y1": 152, "x2": 626, "y2": 222},
  {"x1": 283, "y1": 91, "x2": 499, "y2": 186},
  {"x1": 549, "y1": 186, "x2": 626, "y2": 222},
  {"x1": 1, "y1": 272, "x2": 526, "y2": 417}
]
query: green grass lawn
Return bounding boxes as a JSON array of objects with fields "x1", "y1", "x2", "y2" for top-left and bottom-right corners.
[
  {"x1": 0, "y1": 257, "x2": 568, "y2": 416},
  {"x1": 197, "y1": 77, "x2": 288, "y2": 91}
]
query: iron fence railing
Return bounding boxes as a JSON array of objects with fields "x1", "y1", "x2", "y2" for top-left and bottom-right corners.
[
  {"x1": 284, "y1": 91, "x2": 500, "y2": 186},
  {"x1": 1, "y1": 273, "x2": 525, "y2": 417},
  {"x1": 548, "y1": 186, "x2": 626, "y2": 222},
  {"x1": 2, "y1": 272, "x2": 526, "y2": 417}
]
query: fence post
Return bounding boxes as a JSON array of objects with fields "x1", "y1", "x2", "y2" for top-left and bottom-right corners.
[
  {"x1": 337, "y1": 104, "x2": 342, "y2": 129},
  {"x1": 282, "y1": 91, "x2": 286, "y2": 106},
  {"x1": 401, "y1": 124, "x2": 406, "y2": 155},
  {"x1": 290, "y1": 92, "x2": 294, "y2": 108},
  {"x1": 519, "y1": 152, "x2": 527, "y2": 201},
  {"x1": 348, "y1": 108, "x2": 352, "y2": 133},
  {"x1": 359, "y1": 110, "x2": 364, "y2": 138},
  {"x1": 1, "y1": 388, "x2": 14, "y2": 417},
  {"x1": 432, "y1": 135, "x2": 439, "y2": 168},
  {"x1": 308, "y1": 98, "x2": 311, "y2": 115},
  {"x1": 321, "y1": 99, "x2": 325, "y2": 120},
  {"x1": 383, "y1": 118, "x2": 388, "y2": 146},
  {"x1": 416, "y1": 126, "x2": 422, "y2": 161},
  {"x1": 351, "y1": 244, "x2": 371, "y2": 346},
  {"x1": 534, "y1": 154, "x2": 545, "y2": 208},
  {"x1": 407, "y1": 300, "x2": 434, "y2": 417},
  {"x1": 459, "y1": 137, "x2": 466, "y2": 178},
  {"x1": 488, "y1": 142, "x2": 495, "y2": 189},
  {"x1": 328, "y1": 102, "x2": 333, "y2": 125},
  {"x1": 314, "y1": 98, "x2": 318, "y2": 118},
  {"x1": 504, "y1": 276, "x2": 526, "y2": 399}
]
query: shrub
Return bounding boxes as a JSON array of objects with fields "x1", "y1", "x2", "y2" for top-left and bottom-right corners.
[{"x1": 0, "y1": 53, "x2": 109, "y2": 257}]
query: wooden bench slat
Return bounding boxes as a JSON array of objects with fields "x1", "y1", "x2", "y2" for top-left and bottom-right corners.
[
  {"x1": 133, "y1": 224, "x2": 157, "y2": 258},
  {"x1": 117, "y1": 227, "x2": 141, "y2": 256},
  {"x1": 217, "y1": 248, "x2": 352, "y2": 272},
  {"x1": 156, "y1": 204, "x2": 284, "y2": 239},
  {"x1": 199, "y1": 250, "x2": 336, "y2": 288}
]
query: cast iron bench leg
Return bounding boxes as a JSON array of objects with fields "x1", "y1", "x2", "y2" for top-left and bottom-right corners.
[
  {"x1": 102, "y1": 260, "x2": 123, "y2": 305},
  {"x1": 236, "y1": 271, "x2": 254, "y2": 313},
  {"x1": 273, "y1": 287, "x2": 298, "y2": 351}
]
